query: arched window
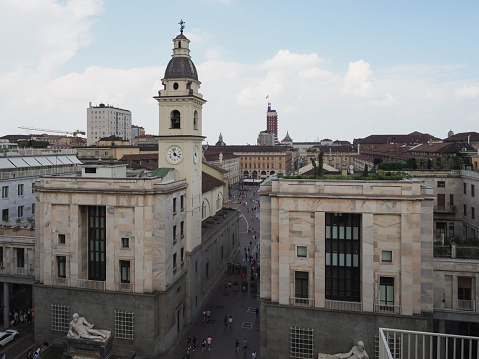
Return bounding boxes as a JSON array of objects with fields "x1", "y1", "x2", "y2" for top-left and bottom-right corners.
[
  {"x1": 252, "y1": 171, "x2": 258, "y2": 179},
  {"x1": 178, "y1": 41, "x2": 181, "y2": 48},
  {"x1": 194, "y1": 110, "x2": 198, "y2": 130},
  {"x1": 270, "y1": 171, "x2": 275, "y2": 176},
  {"x1": 170, "y1": 110, "x2": 181, "y2": 129}
]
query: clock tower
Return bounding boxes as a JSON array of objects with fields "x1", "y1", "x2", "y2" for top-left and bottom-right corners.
[{"x1": 155, "y1": 22, "x2": 206, "y2": 251}]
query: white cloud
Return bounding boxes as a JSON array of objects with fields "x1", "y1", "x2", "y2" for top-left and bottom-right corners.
[
  {"x1": 455, "y1": 86, "x2": 479, "y2": 98},
  {"x1": 342, "y1": 60, "x2": 376, "y2": 98}
]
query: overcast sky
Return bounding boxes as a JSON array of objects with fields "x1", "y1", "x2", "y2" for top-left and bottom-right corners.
[{"x1": 1, "y1": 0, "x2": 478, "y2": 145}]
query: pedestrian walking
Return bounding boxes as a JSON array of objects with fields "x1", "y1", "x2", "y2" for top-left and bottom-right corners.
[
  {"x1": 243, "y1": 338, "x2": 248, "y2": 353},
  {"x1": 187, "y1": 336, "x2": 191, "y2": 349},
  {"x1": 192, "y1": 336, "x2": 197, "y2": 351},
  {"x1": 206, "y1": 310, "x2": 211, "y2": 323},
  {"x1": 202, "y1": 338, "x2": 206, "y2": 352},
  {"x1": 229, "y1": 315, "x2": 233, "y2": 328},
  {"x1": 252, "y1": 350, "x2": 257, "y2": 359},
  {"x1": 186, "y1": 350, "x2": 190, "y2": 359},
  {"x1": 207, "y1": 335, "x2": 212, "y2": 350},
  {"x1": 203, "y1": 310, "x2": 206, "y2": 321},
  {"x1": 235, "y1": 339, "x2": 240, "y2": 355}
]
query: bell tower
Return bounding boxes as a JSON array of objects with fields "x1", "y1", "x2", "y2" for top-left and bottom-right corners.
[{"x1": 154, "y1": 20, "x2": 206, "y2": 251}]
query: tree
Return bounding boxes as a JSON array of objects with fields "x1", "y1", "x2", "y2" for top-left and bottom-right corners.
[
  {"x1": 406, "y1": 158, "x2": 417, "y2": 169},
  {"x1": 362, "y1": 164, "x2": 369, "y2": 177}
]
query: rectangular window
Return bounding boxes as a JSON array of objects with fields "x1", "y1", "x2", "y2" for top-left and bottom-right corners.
[
  {"x1": 2, "y1": 209, "x2": 8, "y2": 222},
  {"x1": 448, "y1": 223, "x2": 455, "y2": 237},
  {"x1": 295, "y1": 271, "x2": 309, "y2": 299},
  {"x1": 464, "y1": 205, "x2": 467, "y2": 216},
  {"x1": 450, "y1": 194, "x2": 454, "y2": 206},
  {"x1": 32, "y1": 183, "x2": 36, "y2": 193},
  {"x1": 115, "y1": 311, "x2": 134, "y2": 340},
  {"x1": 325, "y1": 213, "x2": 361, "y2": 302},
  {"x1": 464, "y1": 183, "x2": 467, "y2": 194},
  {"x1": 51, "y1": 304, "x2": 70, "y2": 332},
  {"x1": 121, "y1": 237, "x2": 129, "y2": 248},
  {"x1": 18, "y1": 184, "x2": 24, "y2": 196},
  {"x1": 290, "y1": 327, "x2": 314, "y2": 359},
  {"x1": 437, "y1": 194, "x2": 445, "y2": 209},
  {"x1": 458, "y1": 277, "x2": 473, "y2": 311},
  {"x1": 437, "y1": 181, "x2": 445, "y2": 188},
  {"x1": 57, "y1": 256, "x2": 66, "y2": 278},
  {"x1": 58, "y1": 234, "x2": 66, "y2": 244},
  {"x1": 380, "y1": 277, "x2": 394, "y2": 306},
  {"x1": 173, "y1": 225, "x2": 177, "y2": 242},
  {"x1": 18, "y1": 205, "x2": 24, "y2": 218},
  {"x1": 17, "y1": 248, "x2": 25, "y2": 267},
  {"x1": 173, "y1": 253, "x2": 177, "y2": 270},
  {"x1": 206, "y1": 262, "x2": 209, "y2": 278},
  {"x1": 472, "y1": 207, "x2": 476, "y2": 220},
  {"x1": 297, "y1": 246, "x2": 307, "y2": 258},
  {"x1": 120, "y1": 260, "x2": 130, "y2": 283},
  {"x1": 181, "y1": 195, "x2": 184, "y2": 211},
  {"x1": 381, "y1": 250, "x2": 393, "y2": 262},
  {"x1": 180, "y1": 221, "x2": 184, "y2": 238},
  {"x1": 173, "y1": 198, "x2": 177, "y2": 214},
  {"x1": 472, "y1": 184, "x2": 475, "y2": 197},
  {"x1": 88, "y1": 206, "x2": 106, "y2": 281},
  {"x1": 181, "y1": 247, "x2": 185, "y2": 264},
  {"x1": 1, "y1": 186, "x2": 8, "y2": 199}
]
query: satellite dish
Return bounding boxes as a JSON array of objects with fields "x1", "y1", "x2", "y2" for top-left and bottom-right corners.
[{"x1": 349, "y1": 165, "x2": 354, "y2": 170}]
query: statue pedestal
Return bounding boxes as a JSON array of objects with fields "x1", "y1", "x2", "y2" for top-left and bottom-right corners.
[{"x1": 63, "y1": 335, "x2": 112, "y2": 358}]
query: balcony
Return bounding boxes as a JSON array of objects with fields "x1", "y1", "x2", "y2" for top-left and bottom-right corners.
[
  {"x1": 378, "y1": 327, "x2": 479, "y2": 359},
  {"x1": 434, "y1": 205, "x2": 456, "y2": 214},
  {"x1": 325, "y1": 299, "x2": 362, "y2": 312},
  {"x1": 434, "y1": 245, "x2": 479, "y2": 260},
  {"x1": 457, "y1": 299, "x2": 475, "y2": 311},
  {"x1": 374, "y1": 303, "x2": 401, "y2": 315},
  {"x1": 115, "y1": 282, "x2": 134, "y2": 293},
  {"x1": 289, "y1": 297, "x2": 314, "y2": 308}
]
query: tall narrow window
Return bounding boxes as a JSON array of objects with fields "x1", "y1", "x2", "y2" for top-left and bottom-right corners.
[
  {"x1": 180, "y1": 221, "x2": 184, "y2": 238},
  {"x1": 17, "y1": 248, "x2": 25, "y2": 267},
  {"x1": 170, "y1": 110, "x2": 181, "y2": 129},
  {"x1": 120, "y1": 261, "x2": 130, "y2": 283},
  {"x1": 88, "y1": 206, "x2": 106, "y2": 281},
  {"x1": 295, "y1": 271, "x2": 309, "y2": 299},
  {"x1": 472, "y1": 184, "x2": 475, "y2": 197},
  {"x1": 18, "y1": 184, "x2": 24, "y2": 196},
  {"x1": 450, "y1": 194, "x2": 454, "y2": 206},
  {"x1": 181, "y1": 195, "x2": 184, "y2": 211},
  {"x1": 18, "y1": 206, "x2": 24, "y2": 218},
  {"x1": 380, "y1": 277, "x2": 394, "y2": 306},
  {"x1": 173, "y1": 225, "x2": 177, "y2": 242},
  {"x1": 1, "y1": 186, "x2": 8, "y2": 199},
  {"x1": 458, "y1": 277, "x2": 473, "y2": 310},
  {"x1": 58, "y1": 256, "x2": 66, "y2": 278},
  {"x1": 193, "y1": 110, "x2": 198, "y2": 130},
  {"x1": 325, "y1": 213, "x2": 361, "y2": 302},
  {"x1": 173, "y1": 198, "x2": 177, "y2": 214}
]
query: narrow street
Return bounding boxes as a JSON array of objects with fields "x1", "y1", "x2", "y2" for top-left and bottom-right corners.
[{"x1": 164, "y1": 185, "x2": 261, "y2": 359}]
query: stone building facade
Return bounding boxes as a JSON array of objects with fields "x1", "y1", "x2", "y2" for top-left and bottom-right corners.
[
  {"x1": 33, "y1": 29, "x2": 239, "y2": 357},
  {"x1": 259, "y1": 178, "x2": 435, "y2": 358}
]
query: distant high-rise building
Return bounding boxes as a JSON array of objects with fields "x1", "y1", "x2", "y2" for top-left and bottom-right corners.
[
  {"x1": 87, "y1": 102, "x2": 132, "y2": 146},
  {"x1": 266, "y1": 102, "x2": 278, "y2": 137}
]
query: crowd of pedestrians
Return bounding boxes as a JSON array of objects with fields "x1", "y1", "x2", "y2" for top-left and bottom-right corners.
[
  {"x1": 178, "y1": 184, "x2": 261, "y2": 358},
  {"x1": 10, "y1": 307, "x2": 34, "y2": 326}
]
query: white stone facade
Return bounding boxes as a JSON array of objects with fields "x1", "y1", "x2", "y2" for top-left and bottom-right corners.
[{"x1": 87, "y1": 103, "x2": 132, "y2": 146}]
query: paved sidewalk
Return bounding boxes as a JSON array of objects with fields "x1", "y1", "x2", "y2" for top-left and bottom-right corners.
[{"x1": 163, "y1": 186, "x2": 261, "y2": 359}]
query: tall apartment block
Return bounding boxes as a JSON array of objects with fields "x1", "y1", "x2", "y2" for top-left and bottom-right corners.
[
  {"x1": 87, "y1": 102, "x2": 132, "y2": 146},
  {"x1": 266, "y1": 102, "x2": 278, "y2": 136}
]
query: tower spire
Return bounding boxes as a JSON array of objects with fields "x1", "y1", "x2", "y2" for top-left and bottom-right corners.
[{"x1": 178, "y1": 19, "x2": 185, "y2": 34}]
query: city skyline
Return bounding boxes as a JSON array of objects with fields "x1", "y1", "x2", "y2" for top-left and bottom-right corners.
[{"x1": 1, "y1": 0, "x2": 478, "y2": 144}]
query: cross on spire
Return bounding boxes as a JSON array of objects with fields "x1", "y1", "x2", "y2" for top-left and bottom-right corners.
[{"x1": 179, "y1": 19, "x2": 185, "y2": 34}]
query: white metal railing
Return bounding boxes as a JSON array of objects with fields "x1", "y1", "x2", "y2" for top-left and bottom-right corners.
[
  {"x1": 0, "y1": 165, "x2": 78, "y2": 180},
  {"x1": 289, "y1": 297, "x2": 314, "y2": 308},
  {"x1": 374, "y1": 303, "x2": 402, "y2": 315},
  {"x1": 325, "y1": 299, "x2": 362, "y2": 312},
  {"x1": 457, "y1": 299, "x2": 476, "y2": 311},
  {"x1": 115, "y1": 282, "x2": 135, "y2": 293},
  {"x1": 378, "y1": 327, "x2": 479, "y2": 359},
  {"x1": 75, "y1": 279, "x2": 106, "y2": 291},
  {"x1": 52, "y1": 277, "x2": 69, "y2": 287}
]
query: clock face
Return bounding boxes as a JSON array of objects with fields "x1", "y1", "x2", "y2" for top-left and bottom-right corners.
[
  {"x1": 167, "y1": 146, "x2": 183, "y2": 164},
  {"x1": 193, "y1": 146, "x2": 199, "y2": 163}
]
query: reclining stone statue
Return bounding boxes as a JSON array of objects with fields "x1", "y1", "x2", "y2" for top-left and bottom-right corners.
[
  {"x1": 318, "y1": 341, "x2": 369, "y2": 359},
  {"x1": 67, "y1": 313, "x2": 110, "y2": 341}
]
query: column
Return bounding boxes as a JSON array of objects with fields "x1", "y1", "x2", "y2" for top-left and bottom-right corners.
[{"x1": 3, "y1": 282, "x2": 9, "y2": 329}]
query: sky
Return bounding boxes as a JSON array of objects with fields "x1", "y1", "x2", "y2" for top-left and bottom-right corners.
[{"x1": 1, "y1": 0, "x2": 478, "y2": 145}]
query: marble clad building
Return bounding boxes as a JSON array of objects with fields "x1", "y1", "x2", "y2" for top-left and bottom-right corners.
[
  {"x1": 33, "y1": 26, "x2": 239, "y2": 357},
  {"x1": 259, "y1": 177, "x2": 435, "y2": 358}
]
